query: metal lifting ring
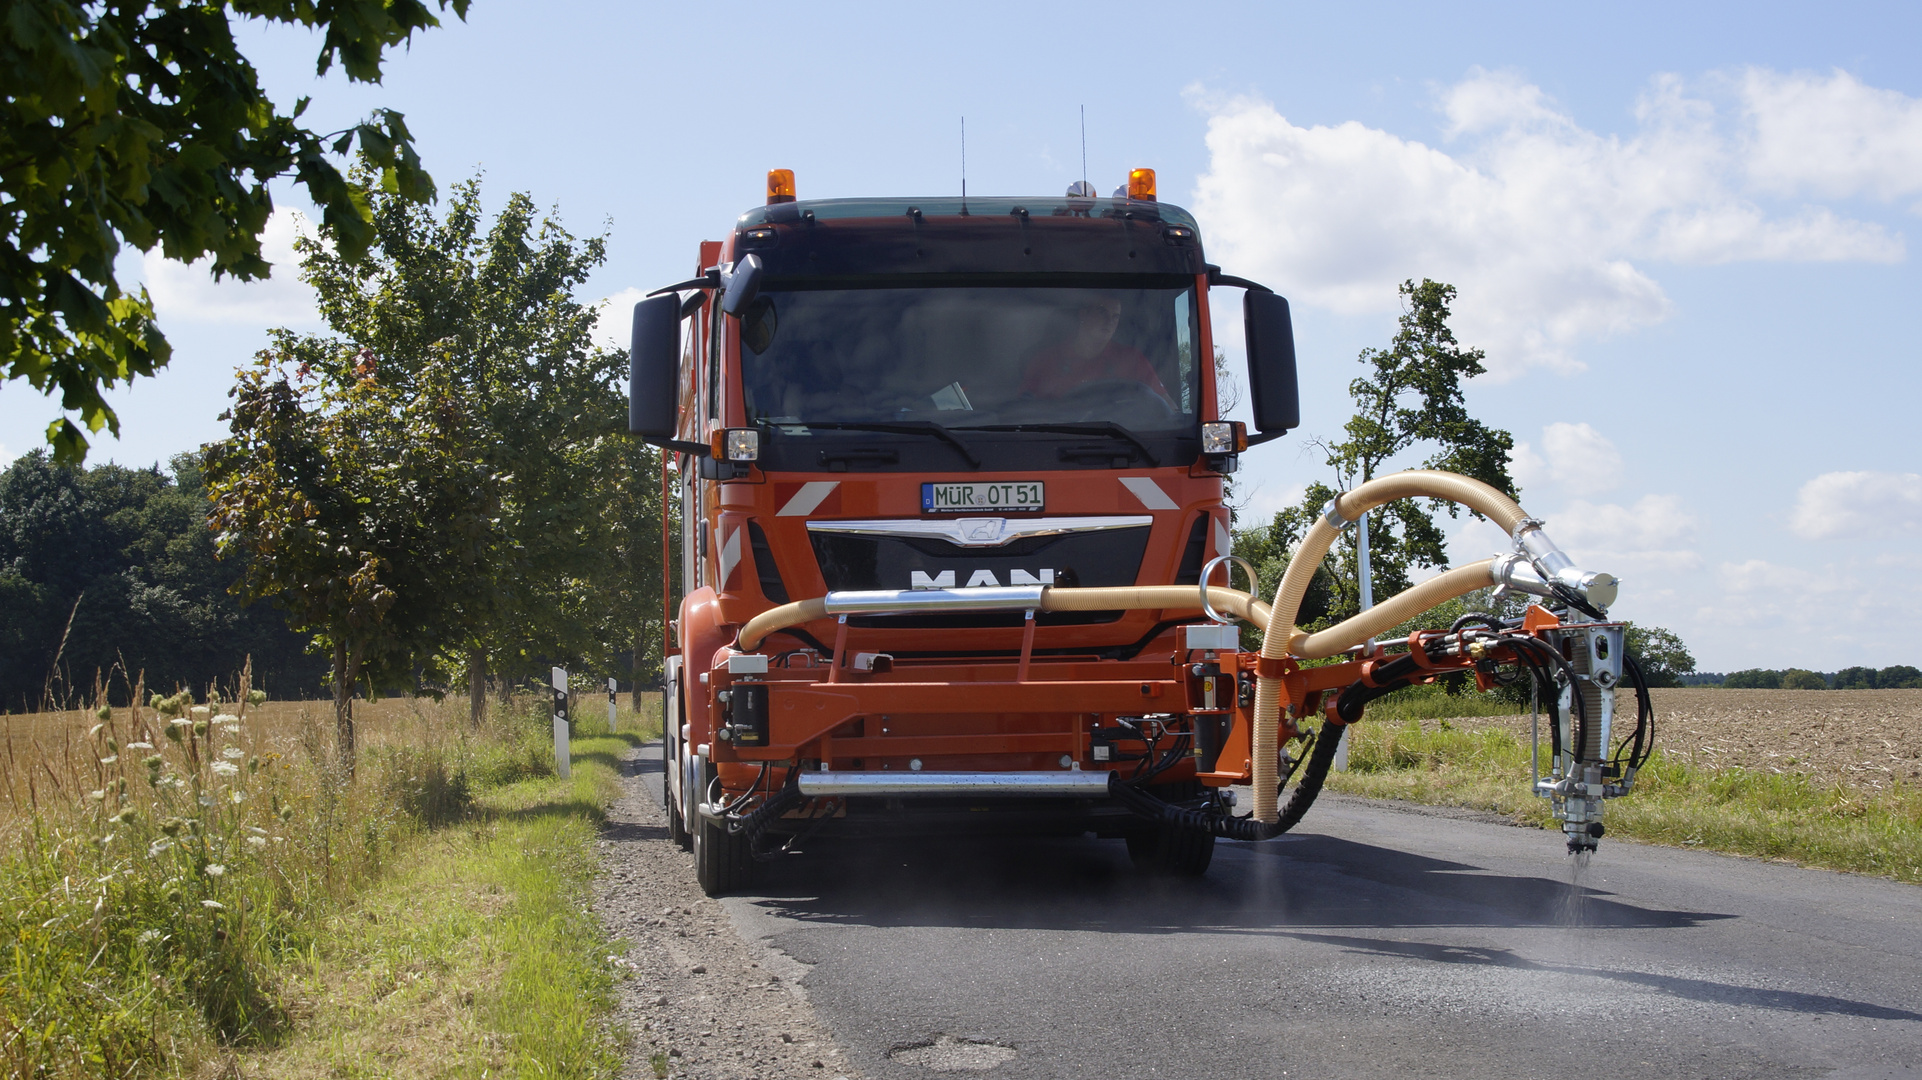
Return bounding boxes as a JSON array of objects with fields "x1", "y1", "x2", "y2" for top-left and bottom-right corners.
[{"x1": 1198, "y1": 554, "x2": 1259, "y2": 625}]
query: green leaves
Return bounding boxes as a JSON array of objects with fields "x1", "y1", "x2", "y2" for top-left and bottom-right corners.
[
  {"x1": 207, "y1": 172, "x2": 666, "y2": 719},
  {"x1": 1, "y1": 0, "x2": 466, "y2": 462}
]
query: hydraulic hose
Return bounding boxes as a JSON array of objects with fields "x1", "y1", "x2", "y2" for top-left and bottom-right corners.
[
  {"x1": 1112, "y1": 654, "x2": 1421, "y2": 840},
  {"x1": 1251, "y1": 471, "x2": 1528, "y2": 824}
]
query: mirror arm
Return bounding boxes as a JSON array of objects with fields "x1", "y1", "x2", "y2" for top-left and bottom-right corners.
[
  {"x1": 645, "y1": 269, "x2": 721, "y2": 297},
  {"x1": 1246, "y1": 430, "x2": 1290, "y2": 447},
  {"x1": 638, "y1": 435, "x2": 712, "y2": 458},
  {"x1": 1205, "y1": 265, "x2": 1274, "y2": 294}
]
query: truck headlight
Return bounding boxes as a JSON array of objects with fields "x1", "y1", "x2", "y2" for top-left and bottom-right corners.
[
  {"x1": 1201, "y1": 421, "x2": 1246, "y2": 454},
  {"x1": 724, "y1": 428, "x2": 760, "y2": 462}
]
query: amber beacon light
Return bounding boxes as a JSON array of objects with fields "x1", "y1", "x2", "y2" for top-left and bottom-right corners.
[
  {"x1": 766, "y1": 169, "x2": 796, "y2": 204},
  {"x1": 1128, "y1": 167, "x2": 1156, "y2": 201}
]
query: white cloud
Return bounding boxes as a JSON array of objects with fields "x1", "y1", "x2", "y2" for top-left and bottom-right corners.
[
  {"x1": 1550, "y1": 494, "x2": 1700, "y2": 566},
  {"x1": 593, "y1": 287, "x2": 649, "y2": 348},
  {"x1": 1740, "y1": 68, "x2": 1922, "y2": 202},
  {"x1": 1190, "y1": 68, "x2": 1909, "y2": 377},
  {"x1": 143, "y1": 209, "x2": 322, "y2": 327},
  {"x1": 1789, "y1": 470, "x2": 1922, "y2": 540},
  {"x1": 1511, "y1": 421, "x2": 1623, "y2": 495}
]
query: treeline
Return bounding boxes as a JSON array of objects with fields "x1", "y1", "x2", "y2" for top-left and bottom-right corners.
[
  {"x1": 1680, "y1": 667, "x2": 1922, "y2": 689},
  {"x1": 5, "y1": 175, "x2": 678, "y2": 738},
  {"x1": 0, "y1": 452, "x2": 327, "y2": 711}
]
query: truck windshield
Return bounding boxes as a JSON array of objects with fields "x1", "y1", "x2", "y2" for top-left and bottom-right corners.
[{"x1": 738, "y1": 283, "x2": 1200, "y2": 432}]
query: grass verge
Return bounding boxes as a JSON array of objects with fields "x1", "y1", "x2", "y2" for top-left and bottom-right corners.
[
  {"x1": 248, "y1": 725, "x2": 648, "y2": 1080},
  {"x1": 1, "y1": 690, "x2": 659, "y2": 1079},
  {"x1": 1327, "y1": 714, "x2": 1922, "y2": 884}
]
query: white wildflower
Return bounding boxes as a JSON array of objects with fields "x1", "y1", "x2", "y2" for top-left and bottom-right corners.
[
  {"x1": 148, "y1": 839, "x2": 174, "y2": 857},
  {"x1": 244, "y1": 825, "x2": 268, "y2": 836},
  {"x1": 229, "y1": 790, "x2": 246, "y2": 804},
  {"x1": 246, "y1": 835, "x2": 267, "y2": 848},
  {"x1": 213, "y1": 714, "x2": 239, "y2": 726},
  {"x1": 205, "y1": 864, "x2": 226, "y2": 877},
  {"x1": 190, "y1": 706, "x2": 210, "y2": 720},
  {"x1": 99, "y1": 755, "x2": 118, "y2": 765},
  {"x1": 219, "y1": 724, "x2": 240, "y2": 735},
  {"x1": 211, "y1": 761, "x2": 240, "y2": 776},
  {"x1": 127, "y1": 741, "x2": 154, "y2": 750},
  {"x1": 197, "y1": 794, "x2": 215, "y2": 807},
  {"x1": 88, "y1": 789, "x2": 106, "y2": 802},
  {"x1": 201, "y1": 899, "x2": 224, "y2": 910},
  {"x1": 137, "y1": 929, "x2": 162, "y2": 944},
  {"x1": 222, "y1": 747, "x2": 244, "y2": 760}
]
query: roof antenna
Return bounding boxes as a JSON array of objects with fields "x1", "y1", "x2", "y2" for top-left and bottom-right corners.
[
  {"x1": 961, "y1": 115, "x2": 967, "y2": 203},
  {"x1": 1080, "y1": 105, "x2": 1087, "y2": 189}
]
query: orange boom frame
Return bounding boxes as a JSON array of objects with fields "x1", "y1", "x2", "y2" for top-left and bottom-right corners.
[{"x1": 629, "y1": 171, "x2": 1652, "y2": 895}]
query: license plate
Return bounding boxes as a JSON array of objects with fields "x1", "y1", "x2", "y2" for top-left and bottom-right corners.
[{"x1": 921, "y1": 481, "x2": 1044, "y2": 514}]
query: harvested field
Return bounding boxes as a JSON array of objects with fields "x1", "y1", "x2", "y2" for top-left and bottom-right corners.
[{"x1": 1406, "y1": 688, "x2": 1922, "y2": 793}]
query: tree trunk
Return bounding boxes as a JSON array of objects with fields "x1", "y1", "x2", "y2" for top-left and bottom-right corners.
[
  {"x1": 467, "y1": 649, "x2": 486, "y2": 728},
  {"x1": 332, "y1": 640, "x2": 356, "y2": 779},
  {"x1": 631, "y1": 631, "x2": 646, "y2": 711}
]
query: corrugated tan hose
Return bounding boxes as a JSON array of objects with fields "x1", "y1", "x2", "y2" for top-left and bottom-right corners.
[
  {"x1": 1249, "y1": 471, "x2": 1529, "y2": 823},
  {"x1": 737, "y1": 586, "x2": 1272, "y2": 653}
]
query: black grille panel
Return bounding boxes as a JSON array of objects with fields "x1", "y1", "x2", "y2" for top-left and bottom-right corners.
[{"x1": 809, "y1": 526, "x2": 1150, "y2": 593}]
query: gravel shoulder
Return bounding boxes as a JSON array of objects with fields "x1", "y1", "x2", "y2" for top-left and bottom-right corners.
[{"x1": 593, "y1": 742, "x2": 863, "y2": 1080}]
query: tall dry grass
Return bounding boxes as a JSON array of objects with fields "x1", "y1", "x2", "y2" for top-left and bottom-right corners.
[{"x1": 0, "y1": 670, "x2": 589, "y2": 1078}]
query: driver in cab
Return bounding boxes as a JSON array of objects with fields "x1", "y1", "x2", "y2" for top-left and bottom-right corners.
[{"x1": 1019, "y1": 294, "x2": 1174, "y2": 404}]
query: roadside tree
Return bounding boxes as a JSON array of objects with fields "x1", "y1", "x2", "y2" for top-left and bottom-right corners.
[
  {"x1": 205, "y1": 347, "x2": 494, "y2": 772},
  {"x1": 1235, "y1": 280, "x2": 1517, "y2": 626},
  {"x1": 275, "y1": 174, "x2": 666, "y2": 721}
]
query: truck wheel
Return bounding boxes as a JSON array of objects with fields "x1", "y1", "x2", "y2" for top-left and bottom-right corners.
[
  {"x1": 665, "y1": 748, "x2": 690, "y2": 848},
  {"x1": 1125, "y1": 825, "x2": 1216, "y2": 876},
  {"x1": 693, "y1": 768, "x2": 755, "y2": 896},
  {"x1": 663, "y1": 692, "x2": 690, "y2": 849}
]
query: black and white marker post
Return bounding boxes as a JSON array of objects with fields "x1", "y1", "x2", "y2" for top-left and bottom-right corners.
[
  {"x1": 551, "y1": 665, "x2": 571, "y2": 779},
  {"x1": 607, "y1": 677, "x2": 618, "y2": 729}
]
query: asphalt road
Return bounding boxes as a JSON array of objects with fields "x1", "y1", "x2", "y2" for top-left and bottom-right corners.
[{"x1": 716, "y1": 783, "x2": 1922, "y2": 1080}]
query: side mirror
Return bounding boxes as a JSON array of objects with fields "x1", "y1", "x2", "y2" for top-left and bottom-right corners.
[
  {"x1": 1243, "y1": 291, "x2": 1300, "y2": 439},
  {"x1": 629, "y1": 295, "x2": 681, "y2": 438},
  {"x1": 720, "y1": 254, "x2": 764, "y2": 317}
]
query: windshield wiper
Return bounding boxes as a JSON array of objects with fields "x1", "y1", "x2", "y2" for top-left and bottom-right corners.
[
  {"x1": 779, "y1": 421, "x2": 981, "y2": 469},
  {"x1": 969, "y1": 422, "x2": 1159, "y2": 467}
]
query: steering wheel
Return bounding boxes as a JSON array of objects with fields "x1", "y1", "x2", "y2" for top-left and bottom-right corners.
[{"x1": 1055, "y1": 378, "x2": 1179, "y2": 423}]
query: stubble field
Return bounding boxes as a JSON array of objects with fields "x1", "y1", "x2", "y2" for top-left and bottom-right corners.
[{"x1": 1441, "y1": 688, "x2": 1922, "y2": 793}]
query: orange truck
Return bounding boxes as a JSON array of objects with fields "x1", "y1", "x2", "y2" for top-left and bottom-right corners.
[{"x1": 629, "y1": 169, "x2": 1652, "y2": 895}]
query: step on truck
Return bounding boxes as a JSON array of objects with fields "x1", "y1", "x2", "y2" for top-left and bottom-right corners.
[{"x1": 629, "y1": 168, "x2": 1654, "y2": 896}]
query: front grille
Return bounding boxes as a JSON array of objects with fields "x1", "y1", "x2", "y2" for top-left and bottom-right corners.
[{"x1": 809, "y1": 526, "x2": 1149, "y2": 591}]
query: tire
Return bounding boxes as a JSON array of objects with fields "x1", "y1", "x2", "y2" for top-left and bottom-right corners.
[
  {"x1": 1125, "y1": 824, "x2": 1216, "y2": 876},
  {"x1": 664, "y1": 744, "x2": 690, "y2": 848},
  {"x1": 663, "y1": 688, "x2": 690, "y2": 849},
  {"x1": 692, "y1": 765, "x2": 755, "y2": 896}
]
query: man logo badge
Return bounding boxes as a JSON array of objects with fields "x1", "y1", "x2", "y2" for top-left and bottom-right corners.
[{"x1": 911, "y1": 569, "x2": 1056, "y2": 589}]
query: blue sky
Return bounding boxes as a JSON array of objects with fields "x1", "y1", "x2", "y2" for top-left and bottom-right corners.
[{"x1": 3, "y1": 0, "x2": 1918, "y2": 672}]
